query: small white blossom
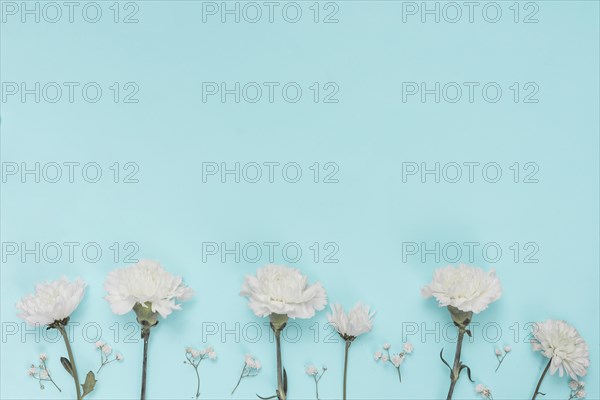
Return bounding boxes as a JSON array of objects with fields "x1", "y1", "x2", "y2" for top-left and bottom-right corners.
[
  {"x1": 28, "y1": 367, "x2": 36, "y2": 376},
  {"x1": 102, "y1": 344, "x2": 112, "y2": 356},
  {"x1": 306, "y1": 365, "x2": 318, "y2": 376},
  {"x1": 403, "y1": 343, "x2": 413, "y2": 354},
  {"x1": 503, "y1": 345, "x2": 511, "y2": 353},
  {"x1": 391, "y1": 354, "x2": 403, "y2": 368},
  {"x1": 495, "y1": 348, "x2": 502, "y2": 356},
  {"x1": 383, "y1": 343, "x2": 391, "y2": 350},
  {"x1": 116, "y1": 353, "x2": 124, "y2": 361},
  {"x1": 374, "y1": 351, "x2": 382, "y2": 360},
  {"x1": 39, "y1": 353, "x2": 47, "y2": 361}
]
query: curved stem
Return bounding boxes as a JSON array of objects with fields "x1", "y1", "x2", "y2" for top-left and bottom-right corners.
[
  {"x1": 531, "y1": 359, "x2": 552, "y2": 400},
  {"x1": 194, "y1": 363, "x2": 201, "y2": 399},
  {"x1": 343, "y1": 340, "x2": 351, "y2": 400},
  {"x1": 396, "y1": 367, "x2": 402, "y2": 383},
  {"x1": 446, "y1": 327, "x2": 466, "y2": 400},
  {"x1": 141, "y1": 327, "x2": 151, "y2": 400},
  {"x1": 231, "y1": 364, "x2": 246, "y2": 395},
  {"x1": 58, "y1": 325, "x2": 82, "y2": 400}
]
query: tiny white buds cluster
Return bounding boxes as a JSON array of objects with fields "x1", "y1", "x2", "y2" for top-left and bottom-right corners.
[
  {"x1": 95, "y1": 340, "x2": 124, "y2": 374},
  {"x1": 231, "y1": 354, "x2": 262, "y2": 395},
  {"x1": 374, "y1": 343, "x2": 413, "y2": 383},
  {"x1": 568, "y1": 380, "x2": 586, "y2": 399},
  {"x1": 494, "y1": 345, "x2": 511, "y2": 372},
  {"x1": 305, "y1": 364, "x2": 327, "y2": 400},
  {"x1": 475, "y1": 383, "x2": 493, "y2": 399},
  {"x1": 184, "y1": 346, "x2": 217, "y2": 399},
  {"x1": 27, "y1": 355, "x2": 61, "y2": 392},
  {"x1": 306, "y1": 365, "x2": 318, "y2": 376}
]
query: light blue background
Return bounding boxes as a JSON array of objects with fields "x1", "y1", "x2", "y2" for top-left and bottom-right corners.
[{"x1": 1, "y1": 1, "x2": 598, "y2": 399}]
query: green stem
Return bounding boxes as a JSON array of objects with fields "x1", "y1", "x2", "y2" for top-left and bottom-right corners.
[
  {"x1": 446, "y1": 327, "x2": 466, "y2": 400},
  {"x1": 58, "y1": 325, "x2": 82, "y2": 400},
  {"x1": 275, "y1": 328, "x2": 286, "y2": 400},
  {"x1": 194, "y1": 362, "x2": 201, "y2": 399},
  {"x1": 531, "y1": 359, "x2": 552, "y2": 400},
  {"x1": 343, "y1": 340, "x2": 351, "y2": 400},
  {"x1": 141, "y1": 327, "x2": 151, "y2": 400},
  {"x1": 231, "y1": 364, "x2": 247, "y2": 395}
]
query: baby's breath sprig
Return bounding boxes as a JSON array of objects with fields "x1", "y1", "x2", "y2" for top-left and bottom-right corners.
[
  {"x1": 27, "y1": 353, "x2": 61, "y2": 392},
  {"x1": 184, "y1": 346, "x2": 217, "y2": 399}
]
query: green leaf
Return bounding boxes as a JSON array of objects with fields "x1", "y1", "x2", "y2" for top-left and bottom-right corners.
[
  {"x1": 81, "y1": 371, "x2": 97, "y2": 398},
  {"x1": 60, "y1": 357, "x2": 73, "y2": 377},
  {"x1": 439, "y1": 349, "x2": 451, "y2": 371}
]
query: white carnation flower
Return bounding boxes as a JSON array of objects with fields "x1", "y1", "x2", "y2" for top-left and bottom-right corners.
[
  {"x1": 17, "y1": 277, "x2": 86, "y2": 326},
  {"x1": 327, "y1": 303, "x2": 375, "y2": 339},
  {"x1": 240, "y1": 264, "x2": 327, "y2": 319},
  {"x1": 104, "y1": 260, "x2": 194, "y2": 319},
  {"x1": 421, "y1": 264, "x2": 501, "y2": 313},
  {"x1": 531, "y1": 320, "x2": 590, "y2": 380}
]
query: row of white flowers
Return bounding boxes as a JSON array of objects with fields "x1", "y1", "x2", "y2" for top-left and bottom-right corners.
[{"x1": 16, "y1": 261, "x2": 590, "y2": 400}]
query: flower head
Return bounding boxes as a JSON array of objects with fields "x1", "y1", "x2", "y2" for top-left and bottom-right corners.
[
  {"x1": 495, "y1": 348, "x2": 502, "y2": 356},
  {"x1": 39, "y1": 353, "x2": 47, "y2": 361},
  {"x1": 28, "y1": 366, "x2": 37, "y2": 376},
  {"x1": 244, "y1": 355, "x2": 261, "y2": 370},
  {"x1": 104, "y1": 260, "x2": 194, "y2": 319},
  {"x1": 421, "y1": 264, "x2": 501, "y2": 314},
  {"x1": 327, "y1": 303, "x2": 374, "y2": 339},
  {"x1": 116, "y1": 353, "x2": 124, "y2": 361},
  {"x1": 240, "y1": 264, "x2": 327, "y2": 319},
  {"x1": 403, "y1": 343, "x2": 413, "y2": 354},
  {"x1": 374, "y1": 351, "x2": 382, "y2": 360},
  {"x1": 390, "y1": 354, "x2": 404, "y2": 368},
  {"x1": 504, "y1": 345, "x2": 511, "y2": 353},
  {"x1": 102, "y1": 344, "x2": 113, "y2": 355},
  {"x1": 17, "y1": 277, "x2": 86, "y2": 326},
  {"x1": 531, "y1": 320, "x2": 589, "y2": 380},
  {"x1": 383, "y1": 343, "x2": 391, "y2": 350},
  {"x1": 475, "y1": 383, "x2": 492, "y2": 399},
  {"x1": 95, "y1": 341, "x2": 104, "y2": 349},
  {"x1": 305, "y1": 365, "x2": 318, "y2": 376}
]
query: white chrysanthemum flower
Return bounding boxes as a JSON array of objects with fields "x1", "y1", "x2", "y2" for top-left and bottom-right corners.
[
  {"x1": 17, "y1": 277, "x2": 86, "y2": 326},
  {"x1": 104, "y1": 260, "x2": 194, "y2": 319},
  {"x1": 240, "y1": 264, "x2": 327, "y2": 319},
  {"x1": 327, "y1": 303, "x2": 375, "y2": 339},
  {"x1": 421, "y1": 264, "x2": 501, "y2": 313},
  {"x1": 531, "y1": 320, "x2": 590, "y2": 380}
]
